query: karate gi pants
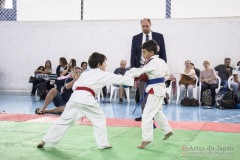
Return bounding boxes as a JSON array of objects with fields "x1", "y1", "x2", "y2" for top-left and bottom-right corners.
[
  {"x1": 42, "y1": 101, "x2": 110, "y2": 149},
  {"x1": 142, "y1": 94, "x2": 172, "y2": 141}
]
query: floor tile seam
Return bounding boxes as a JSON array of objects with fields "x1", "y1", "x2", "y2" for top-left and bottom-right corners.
[
  {"x1": 212, "y1": 114, "x2": 240, "y2": 123},
  {"x1": 188, "y1": 122, "x2": 208, "y2": 142}
]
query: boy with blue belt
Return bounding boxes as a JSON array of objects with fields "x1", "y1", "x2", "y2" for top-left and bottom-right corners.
[{"x1": 125, "y1": 40, "x2": 173, "y2": 149}]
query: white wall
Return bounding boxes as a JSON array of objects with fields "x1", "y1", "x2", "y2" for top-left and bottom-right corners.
[{"x1": 0, "y1": 17, "x2": 240, "y2": 92}]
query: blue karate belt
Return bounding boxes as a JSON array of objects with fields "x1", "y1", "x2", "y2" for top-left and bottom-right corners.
[{"x1": 132, "y1": 77, "x2": 165, "y2": 114}]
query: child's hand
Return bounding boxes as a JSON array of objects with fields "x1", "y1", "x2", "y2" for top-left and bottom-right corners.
[{"x1": 134, "y1": 81, "x2": 138, "y2": 89}]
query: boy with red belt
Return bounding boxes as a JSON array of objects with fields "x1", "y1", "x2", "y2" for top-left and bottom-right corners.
[{"x1": 37, "y1": 52, "x2": 133, "y2": 149}]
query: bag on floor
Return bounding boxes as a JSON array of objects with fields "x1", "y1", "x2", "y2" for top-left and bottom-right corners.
[
  {"x1": 181, "y1": 97, "x2": 199, "y2": 106},
  {"x1": 29, "y1": 76, "x2": 37, "y2": 83},
  {"x1": 215, "y1": 92, "x2": 225, "y2": 108},
  {"x1": 36, "y1": 82, "x2": 47, "y2": 100},
  {"x1": 202, "y1": 89, "x2": 213, "y2": 106},
  {"x1": 221, "y1": 91, "x2": 236, "y2": 109}
]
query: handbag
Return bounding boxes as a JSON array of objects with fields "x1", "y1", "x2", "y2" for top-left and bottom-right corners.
[
  {"x1": 179, "y1": 74, "x2": 196, "y2": 86},
  {"x1": 29, "y1": 76, "x2": 37, "y2": 83},
  {"x1": 181, "y1": 97, "x2": 199, "y2": 106}
]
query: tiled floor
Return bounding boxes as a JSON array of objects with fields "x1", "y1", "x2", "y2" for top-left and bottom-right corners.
[{"x1": 0, "y1": 92, "x2": 239, "y2": 123}]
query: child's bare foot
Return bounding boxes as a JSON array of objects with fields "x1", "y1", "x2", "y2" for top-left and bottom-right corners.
[
  {"x1": 162, "y1": 132, "x2": 173, "y2": 140},
  {"x1": 137, "y1": 141, "x2": 151, "y2": 149},
  {"x1": 37, "y1": 140, "x2": 45, "y2": 148}
]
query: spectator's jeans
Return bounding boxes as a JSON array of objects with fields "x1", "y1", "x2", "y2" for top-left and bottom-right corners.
[
  {"x1": 221, "y1": 80, "x2": 228, "y2": 88},
  {"x1": 179, "y1": 84, "x2": 194, "y2": 100},
  {"x1": 200, "y1": 83, "x2": 218, "y2": 102},
  {"x1": 230, "y1": 82, "x2": 239, "y2": 97}
]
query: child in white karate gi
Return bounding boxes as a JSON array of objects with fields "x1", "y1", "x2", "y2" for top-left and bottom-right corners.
[
  {"x1": 125, "y1": 40, "x2": 173, "y2": 149},
  {"x1": 37, "y1": 52, "x2": 134, "y2": 149}
]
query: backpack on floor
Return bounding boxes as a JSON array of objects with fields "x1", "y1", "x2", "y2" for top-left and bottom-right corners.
[
  {"x1": 181, "y1": 97, "x2": 199, "y2": 106},
  {"x1": 215, "y1": 91, "x2": 240, "y2": 109},
  {"x1": 221, "y1": 91, "x2": 237, "y2": 109},
  {"x1": 202, "y1": 89, "x2": 213, "y2": 106},
  {"x1": 215, "y1": 92, "x2": 225, "y2": 108}
]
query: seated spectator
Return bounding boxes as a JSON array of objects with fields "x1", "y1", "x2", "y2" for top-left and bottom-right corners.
[
  {"x1": 55, "y1": 59, "x2": 76, "y2": 92},
  {"x1": 31, "y1": 66, "x2": 45, "y2": 96},
  {"x1": 214, "y1": 57, "x2": 233, "y2": 88},
  {"x1": 113, "y1": 60, "x2": 129, "y2": 104},
  {"x1": 43, "y1": 60, "x2": 54, "y2": 91},
  {"x1": 56, "y1": 57, "x2": 68, "y2": 77},
  {"x1": 230, "y1": 61, "x2": 240, "y2": 98},
  {"x1": 199, "y1": 60, "x2": 218, "y2": 105},
  {"x1": 35, "y1": 67, "x2": 82, "y2": 114},
  {"x1": 31, "y1": 60, "x2": 53, "y2": 96},
  {"x1": 81, "y1": 61, "x2": 88, "y2": 71},
  {"x1": 178, "y1": 60, "x2": 196, "y2": 102},
  {"x1": 191, "y1": 62, "x2": 200, "y2": 79}
]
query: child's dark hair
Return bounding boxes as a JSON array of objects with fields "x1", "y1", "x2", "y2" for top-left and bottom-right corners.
[
  {"x1": 88, "y1": 52, "x2": 107, "y2": 69},
  {"x1": 81, "y1": 61, "x2": 87, "y2": 67},
  {"x1": 37, "y1": 66, "x2": 45, "y2": 70},
  {"x1": 141, "y1": 40, "x2": 158, "y2": 54}
]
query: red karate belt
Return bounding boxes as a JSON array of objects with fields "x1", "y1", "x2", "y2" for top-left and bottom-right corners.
[{"x1": 75, "y1": 87, "x2": 95, "y2": 97}]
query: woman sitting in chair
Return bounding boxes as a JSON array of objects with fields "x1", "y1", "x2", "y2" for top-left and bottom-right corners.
[
  {"x1": 179, "y1": 60, "x2": 196, "y2": 102},
  {"x1": 199, "y1": 60, "x2": 218, "y2": 106}
]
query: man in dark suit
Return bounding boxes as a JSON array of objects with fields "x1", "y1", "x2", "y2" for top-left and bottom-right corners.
[{"x1": 130, "y1": 18, "x2": 167, "y2": 121}]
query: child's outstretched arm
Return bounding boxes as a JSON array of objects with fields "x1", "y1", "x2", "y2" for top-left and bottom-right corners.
[{"x1": 125, "y1": 66, "x2": 156, "y2": 78}]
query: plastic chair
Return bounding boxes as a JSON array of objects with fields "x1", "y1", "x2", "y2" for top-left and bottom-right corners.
[
  {"x1": 97, "y1": 90, "x2": 104, "y2": 102},
  {"x1": 109, "y1": 84, "x2": 130, "y2": 102},
  {"x1": 166, "y1": 80, "x2": 173, "y2": 103},
  {"x1": 228, "y1": 75, "x2": 234, "y2": 90},
  {"x1": 198, "y1": 75, "x2": 221, "y2": 103},
  {"x1": 216, "y1": 75, "x2": 222, "y2": 93},
  {"x1": 176, "y1": 75, "x2": 198, "y2": 104}
]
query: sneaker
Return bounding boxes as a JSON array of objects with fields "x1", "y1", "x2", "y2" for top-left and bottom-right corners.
[
  {"x1": 135, "y1": 116, "x2": 142, "y2": 121},
  {"x1": 164, "y1": 97, "x2": 169, "y2": 105},
  {"x1": 119, "y1": 98, "x2": 123, "y2": 104}
]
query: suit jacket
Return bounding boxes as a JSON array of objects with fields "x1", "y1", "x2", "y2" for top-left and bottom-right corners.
[{"x1": 130, "y1": 31, "x2": 166, "y2": 68}]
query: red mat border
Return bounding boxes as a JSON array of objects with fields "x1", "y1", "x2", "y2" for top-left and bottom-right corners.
[{"x1": 0, "y1": 113, "x2": 240, "y2": 133}]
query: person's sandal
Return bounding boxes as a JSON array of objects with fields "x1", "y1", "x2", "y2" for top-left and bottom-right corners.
[{"x1": 35, "y1": 108, "x2": 44, "y2": 115}]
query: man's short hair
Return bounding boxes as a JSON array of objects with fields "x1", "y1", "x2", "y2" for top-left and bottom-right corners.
[
  {"x1": 141, "y1": 40, "x2": 157, "y2": 54},
  {"x1": 224, "y1": 57, "x2": 231, "y2": 61},
  {"x1": 88, "y1": 52, "x2": 107, "y2": 69},
  {"x1": 140, "y1": 18, "x2": 151, "y2": 25}
]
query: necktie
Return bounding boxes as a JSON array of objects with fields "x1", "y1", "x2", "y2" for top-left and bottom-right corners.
[{"x1": 146, "y1": 34, "x2": 149, "y2": 41}]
